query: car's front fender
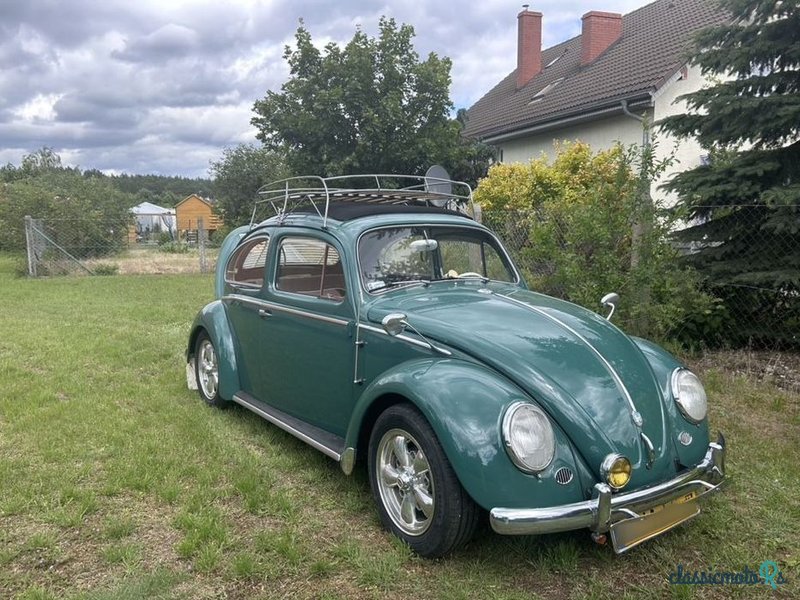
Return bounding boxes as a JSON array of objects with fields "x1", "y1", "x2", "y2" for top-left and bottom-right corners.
[
  {"x1": 187, "y1": 300, "x2": 239, "y2": 401},
  {"x1": 631, "y1": 337, "x2": 711, "y2": 467},
  {"x1": 346, "y1": 358, "x2": 589, "y2": 510}
]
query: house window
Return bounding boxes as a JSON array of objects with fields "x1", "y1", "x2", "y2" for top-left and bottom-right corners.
[
  {"x1": 529, "y1": 78, "x2": 564, "y2": 103},
  {"x1": 544, "y1": 49, "x2": 567, "y2": 69}
]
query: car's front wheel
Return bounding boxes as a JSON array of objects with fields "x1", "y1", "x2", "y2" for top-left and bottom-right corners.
[
  {"x1": 194, "y1": 332, "x2": 226, "y2": 408},
  {"x1": 368, "y1": 404, "x2": 479, "y2": 557}
]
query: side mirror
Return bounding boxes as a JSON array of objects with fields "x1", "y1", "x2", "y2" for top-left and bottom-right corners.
[
  {"x1": 381, "y1": 313, "x2": 408, "y2": 336},
  {"x1": 600, "y1": 292, "x2": 619, "y2": 321}
]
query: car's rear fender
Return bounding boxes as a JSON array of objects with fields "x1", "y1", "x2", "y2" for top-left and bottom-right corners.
[
  {"x1": 346, "y1": 358, "x2": 590, "y2": 511},
  {"x1": 187, "y1": 300, "x2": 240, "y2": 401}
]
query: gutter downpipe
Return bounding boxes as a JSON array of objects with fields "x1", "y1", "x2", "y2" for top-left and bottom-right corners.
[
  {"x1": 620, "y1": 97, "x2": 654, "y2": 334},
  {"x1": 620, "y1": 98, "x2": 651, "y2": 148}
]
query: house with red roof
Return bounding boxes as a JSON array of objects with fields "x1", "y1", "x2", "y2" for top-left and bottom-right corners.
[{"x1": 463, "y1": 0, "x2": 728, "y2": 200}]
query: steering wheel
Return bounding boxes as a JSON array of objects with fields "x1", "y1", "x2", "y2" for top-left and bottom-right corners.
[{"x1": 457, "y1": 272, "x2": 484, "y2": 279}]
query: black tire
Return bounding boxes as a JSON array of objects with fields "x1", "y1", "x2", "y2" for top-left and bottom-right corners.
[
  {"x1": 194, "y1": 332, "x2": 226, "y2": 408},
  {"x1": 367, "y1": 403, "x2": 479, "y2": 557}
]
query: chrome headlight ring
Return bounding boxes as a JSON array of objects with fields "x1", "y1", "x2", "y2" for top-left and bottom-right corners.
[
  {"x1": 671, "y1": 368, "x2": 708, "y2": 424},
  {"x1": 502, "y1": 401, "x2": 556, "y2": 474}
]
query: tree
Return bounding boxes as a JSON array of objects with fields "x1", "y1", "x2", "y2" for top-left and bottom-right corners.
[
  {"x1": 209, "y1": 144, "x2": 289, "y2": 226},
  {"x1": 1, "y1": 147, "x2": 71, "y2": 183},
  {"x1": 0, "y1": 149, "x2": 134, "y2": 255},
  {"x1": 475, "y1": 142, "x2": 712, "y2": 342},
  {"x1": 659, "y1": 0, "x2": 800, "y2": 347},
  {"x1": 251, "y1": 18, "x2": 491, "y2": 182},
  {"x1": 448, "y1": 109, "x2": 497, "y2": 189}
]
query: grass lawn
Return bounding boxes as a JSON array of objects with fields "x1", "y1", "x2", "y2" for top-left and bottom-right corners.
[{"x1": 0, "y1": 253, "x2": 797, "y2": 599}]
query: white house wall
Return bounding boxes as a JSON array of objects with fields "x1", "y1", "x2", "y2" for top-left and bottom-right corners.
[
  {"x1": 495, "y1": 64, "x2": 708, "y2": 205},
  {"x1": 498, "y1": 113, "x2": 647, "y2": 165},
  {"x1": 652, "y1": 62, "x2": 708, "y2": 206}
]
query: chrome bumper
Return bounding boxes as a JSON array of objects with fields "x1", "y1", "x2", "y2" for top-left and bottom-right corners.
[{"x1": 490, "y1": 434, "x2": 726, "y2": 537}]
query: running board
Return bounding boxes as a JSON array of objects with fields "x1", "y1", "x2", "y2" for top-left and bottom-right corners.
[{"x1": 232, "y1": 392, "x2": 354, "y2": 473}]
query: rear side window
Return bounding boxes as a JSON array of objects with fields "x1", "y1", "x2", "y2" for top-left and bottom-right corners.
[
  {"x1": 225, "y1": 236, "x2": 270, "y2": 288},
  {"x1": 275, "y1": 237, "x2": 346, "y2": 302}
]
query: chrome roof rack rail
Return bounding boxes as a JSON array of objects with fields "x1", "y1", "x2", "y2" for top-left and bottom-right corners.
[{"x1": 249, "y1": 174, "x2": 475, "y2": 230}]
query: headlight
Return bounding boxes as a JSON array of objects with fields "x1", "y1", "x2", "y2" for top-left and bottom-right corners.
[
  {"x1": 671, "y1": 368, "x2": 708, "y2": 424},
  {"x1": 502, "y1": 402, "x2": 555, "y2": 473}
]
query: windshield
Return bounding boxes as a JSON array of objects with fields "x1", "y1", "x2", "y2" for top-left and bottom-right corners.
[{"x1": 359, "y1": 226, "x2": 517, "y2": 293}]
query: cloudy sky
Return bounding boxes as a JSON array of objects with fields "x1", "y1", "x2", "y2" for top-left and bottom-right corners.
[{"x1": 1, "y1": 0, "x2": 649, "y2": 178}]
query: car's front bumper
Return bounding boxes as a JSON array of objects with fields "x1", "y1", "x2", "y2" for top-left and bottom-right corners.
[{"x1": 490, "y1": 434, "x2": 726, "y2": 551}]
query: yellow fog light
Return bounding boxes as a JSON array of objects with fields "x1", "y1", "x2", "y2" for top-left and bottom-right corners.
[{"x1": 601, "y1": 454, "x2": 631, "y2": 490}]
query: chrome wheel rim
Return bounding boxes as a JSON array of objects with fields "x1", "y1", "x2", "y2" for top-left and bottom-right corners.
[
  {"x1": 376, "y1": 428, "x2": 434, "y2": 536},
  {"x1": 198, "y1": 339, "x2": 218, "y2": 400}
]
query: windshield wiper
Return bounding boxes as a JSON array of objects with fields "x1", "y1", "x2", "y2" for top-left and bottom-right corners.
[{"x1": 381, "y1": 279, "x2": 431, "y2": 291}]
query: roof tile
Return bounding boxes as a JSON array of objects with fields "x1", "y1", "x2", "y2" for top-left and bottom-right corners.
[{"x1": 463, "y1": 0, "x2": 728, "y2": 140}]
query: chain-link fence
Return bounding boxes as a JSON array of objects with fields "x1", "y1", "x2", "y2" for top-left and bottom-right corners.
[
  {"x1": 485, "y1": 204, "x2": 799, "y2": 352},
  {"x1": 23, "y1": 215, "x2": 218, "y2": 276},
  {"x1": 21, "y1": 205, "x2": 799, "y2": 351}
]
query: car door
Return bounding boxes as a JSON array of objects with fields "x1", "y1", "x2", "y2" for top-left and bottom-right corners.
[
  {"x1": 254, "y1": 231, "x2": 355, "y2": 437},
  {"x1": 221, "y1": 234, "x2": 273, "y2": 395}
]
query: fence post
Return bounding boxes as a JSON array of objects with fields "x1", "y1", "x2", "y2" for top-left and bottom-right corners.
[
  {"x1": 24, "y1": 215, "x2": 37, "y2": 277},
  {"x1": 472, "y1": 203, "x2": 482, "y2": 224},
  {"x1": 198, "y1": 217, "x2": 208, "y2": 274}
]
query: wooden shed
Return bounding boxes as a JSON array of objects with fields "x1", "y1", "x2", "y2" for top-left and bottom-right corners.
[{"x1": 175, "y1": 194, "x2": 223, "y2": 233}]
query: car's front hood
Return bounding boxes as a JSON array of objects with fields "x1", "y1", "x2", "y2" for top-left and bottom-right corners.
[{"x1": 367, "y1": 283, "x2": 677, "y2": 485}]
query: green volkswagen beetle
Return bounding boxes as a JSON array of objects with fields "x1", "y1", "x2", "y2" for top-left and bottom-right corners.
[{"x1": 187, "y1": 175, "x2": 726, "y2": 557}]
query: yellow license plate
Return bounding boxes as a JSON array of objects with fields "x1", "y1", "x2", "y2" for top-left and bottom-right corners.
[{"x1": 610, "y1": 499, "x2": 700, "y2": 553}]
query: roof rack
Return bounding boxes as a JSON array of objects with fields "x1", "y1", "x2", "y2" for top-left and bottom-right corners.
[{"x1": 249, "y1": 174, "x2": 475, "y2": 229}]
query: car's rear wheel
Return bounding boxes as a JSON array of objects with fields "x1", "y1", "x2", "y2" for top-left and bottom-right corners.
[
  {"x1": 368, "y1": 403, "x2": 479, "y2": 557},
  {"x1": 195, "y1": 333, "x2": 226, "y2": 408}
]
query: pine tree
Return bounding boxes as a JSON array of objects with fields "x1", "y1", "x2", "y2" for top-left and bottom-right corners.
[{"x1": 659, "y1": 0, "x2": 800, "y2": 347}]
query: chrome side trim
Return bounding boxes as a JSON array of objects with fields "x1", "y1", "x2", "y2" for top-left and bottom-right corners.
[
  {"x1": 359, "y1": 323, "x2": 452, "y2": 356},
  {"x1": 495, "y1": 293, "x2": 641, "y2": 425},
  {"x1": 489, "y1": 434, "x2": 726, "y2": 545},
  {"x1": 232, "y1": 393, "x2": 343, "y2": 462},
  {"x1": 224, "y1": 294, "x2": 349, "y2": 327}
]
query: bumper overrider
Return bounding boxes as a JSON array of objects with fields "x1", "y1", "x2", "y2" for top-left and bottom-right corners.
[{"x1": 490, "y1": 434, "x2": 726, "y2": 553}]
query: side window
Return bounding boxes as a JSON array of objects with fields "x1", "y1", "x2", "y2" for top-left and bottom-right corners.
[
  {"x1": 225, "y1": 236, "x2": 270, "y2": 288},
  {"x1": 275, "y1": 237, "x2": 346, "y2": 302}
]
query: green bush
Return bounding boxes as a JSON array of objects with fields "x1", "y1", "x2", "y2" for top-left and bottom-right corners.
[
  {"x1": 475, "y1": 142, "x2": 713, "y2": 343},
  {"x1": 0, "y1": 152, "x2": 134, "y2": 258}
]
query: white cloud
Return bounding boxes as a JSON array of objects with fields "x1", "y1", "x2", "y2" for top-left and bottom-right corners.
[
  {"x1": 13, "y1": 93, "x2": 61, "y2": 122},
  {"x1": 0, "y1": 0, "x2": 657, "y2": 177}
]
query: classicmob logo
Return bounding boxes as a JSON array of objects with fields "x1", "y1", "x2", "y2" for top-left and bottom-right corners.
[{"x1": 668, "y1": 561, "x2": 789, "y2": 589}]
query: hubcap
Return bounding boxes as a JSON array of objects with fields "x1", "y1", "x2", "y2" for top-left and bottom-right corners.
[
  {"x1": 198, "y1": 339, "x2": 218, "y2": 400},
  {"x1": 376, "y1": 428, "x2": 434, "y2": 536}
]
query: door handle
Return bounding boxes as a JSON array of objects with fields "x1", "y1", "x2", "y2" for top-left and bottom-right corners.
[{"x1": 258, "y1": 308, "x2": 272, "y2": 319}]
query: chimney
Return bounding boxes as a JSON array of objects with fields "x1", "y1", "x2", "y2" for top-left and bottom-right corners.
[
  {"x1": 516, "y1": 7, "x2": 542, "y2": 89},
  {"x1": 580, "y1": 11, "x2": 622, "y2": 66}
]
